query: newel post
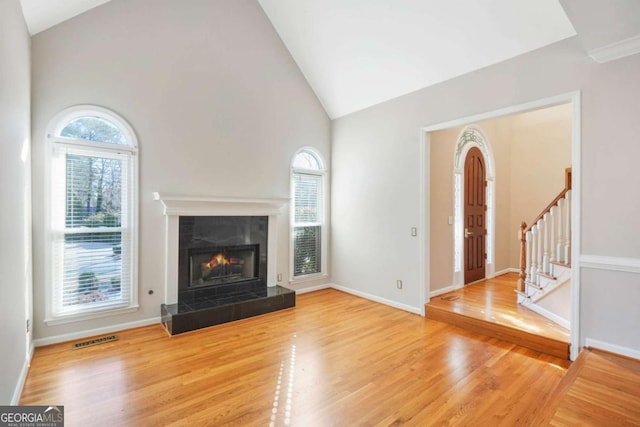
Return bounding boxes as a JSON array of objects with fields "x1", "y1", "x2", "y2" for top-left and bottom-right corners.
[{"x1": 518, "y1": 221, "x2": 527, "y2": 292}]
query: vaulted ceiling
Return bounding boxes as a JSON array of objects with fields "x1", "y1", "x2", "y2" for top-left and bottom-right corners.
[
  {"x1": 257, "y1": 0, "x2": 575, "y2": 118},
  {"x1": 18, "y1": 0, "x2": 640, "y2": 119}
]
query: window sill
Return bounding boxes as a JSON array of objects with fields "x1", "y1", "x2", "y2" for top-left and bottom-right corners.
[
  {"x1": 45, "y1": 304, "x2": 140, "y2": 326},
  {"x1": 288, "y1": 273, "x2": 328, "y2": 285}
]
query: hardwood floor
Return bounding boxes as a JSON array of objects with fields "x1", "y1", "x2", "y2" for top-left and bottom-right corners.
[
  {"x1": 21, "y1": 289, "x2": 571, "y2": 426},
  {"x1": 535, "y1": 348, "x2": 640, "y2": 426},
  {"x1": 426, "y1": 273, "x2": 571, "y2": 359}
]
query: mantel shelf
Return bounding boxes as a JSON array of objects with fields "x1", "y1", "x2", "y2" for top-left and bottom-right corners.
[{"x1": 153, "y1": 192, "x2": 289, "y2": 216}]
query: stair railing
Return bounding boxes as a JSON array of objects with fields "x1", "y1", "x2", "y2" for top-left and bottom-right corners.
[{"x1": 518, "y1": 168, "x2": 571, "y2": 294}]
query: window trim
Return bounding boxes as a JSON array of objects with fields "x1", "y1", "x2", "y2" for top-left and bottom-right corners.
[
  {"x1": 44, "y1": 105, "x2": 139, "y2": 324},
  {"x1": 289, "y1": 147, "x2": 328, "y2": 282}
]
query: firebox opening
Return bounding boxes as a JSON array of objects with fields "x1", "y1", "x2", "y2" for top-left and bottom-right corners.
[{"x1": 189, "y1": 244, "x2": 259, "y2": 287}]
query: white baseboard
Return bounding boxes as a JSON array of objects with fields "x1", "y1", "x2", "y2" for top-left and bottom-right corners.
[
  {"x1": 490, "y1": 268, "x2": 519, "y2": 278},
  {"x1": 329, "y1": 283, "x2": 422, "y2": 315},
  {"x1": 585, "y1": 337, "x2": 640, "y2": 361},
  {"x1": 430, "y1": 269, "x2": 518, "y2": 299},
  {"x1": 11, "y1": 343, "x2": 34, "y2": 405},
  {"x1": 430, "y1": 286, "x2": 455, "y2": 298},
  {"x1": 524, "y1": 302, "x2": 570, "y2": 329},
  {"x1": 288, "y1": 283, "x2": 331, "y2": 294},
  {"x1": 429, "y1": 268, "x2": 517, "y2": 297},
  {"x1": 33, "y1": 317, "x2": 161, "y2": 347}
]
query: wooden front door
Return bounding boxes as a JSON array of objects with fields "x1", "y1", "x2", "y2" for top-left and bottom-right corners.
[{"x1": 464, "y1": 147, "x2": 486, "y2": 284}]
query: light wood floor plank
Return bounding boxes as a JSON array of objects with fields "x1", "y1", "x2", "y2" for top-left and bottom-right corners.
[
  {"x1": 427, "y1": 273, "x2": 569, "y2": 341},
  {"x1": 23, "y1": 289, "x2": 575, "y2": 425},
  {"x1": 535, "y1": 347, "x2": 640, "y2": 426},
  {"x1": 426, "y1": 273, "x2": 570, "y2": 359}
]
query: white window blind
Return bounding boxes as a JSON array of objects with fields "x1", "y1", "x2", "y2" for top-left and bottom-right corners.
[
  {"x1": 294, "y1": 173, "x2": 321, "y2": 223},
  {"x1": 47, "y1": 107, "x2": 138, "y2": 321}
]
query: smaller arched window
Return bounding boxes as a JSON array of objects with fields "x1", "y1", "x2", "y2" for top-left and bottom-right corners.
[
  {"x1": 46, "y1": 105, "x2": 138, "y2": 323},
  {"x1": 292, "y1": 150, "x2": 322, "y2": 170},
  {"x1": 60, "y1": 116, "x2": 128, "y2": 144},
  {"x1": 291, "y1": 148, "x2": 327, "y2": 279}
]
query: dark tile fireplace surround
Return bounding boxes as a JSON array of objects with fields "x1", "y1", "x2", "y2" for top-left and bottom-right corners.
[{"x1": 161, "y1": 216, "x2": 295, "y2": 334}]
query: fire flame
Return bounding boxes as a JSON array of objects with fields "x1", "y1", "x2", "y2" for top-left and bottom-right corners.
[{"x1": 202, "y1": 253, "x2": 239, "y2": 270}]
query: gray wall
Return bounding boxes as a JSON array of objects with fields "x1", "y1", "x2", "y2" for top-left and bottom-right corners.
[
  {"x1": 332, "y1": 37, "x2": 640, "y2": 353},
  {"x1": 31, "y1": 0, "x2": 331, "y2": 341},
  {"x1": 0, "y1": 0, "x2": 32, "y2": 404}
]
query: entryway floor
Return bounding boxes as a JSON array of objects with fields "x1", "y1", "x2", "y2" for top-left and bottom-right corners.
[{"x1": 426, "y1": 273, "x2": 570, "y2": 359}]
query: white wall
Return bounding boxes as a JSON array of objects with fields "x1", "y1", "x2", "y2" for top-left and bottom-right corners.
[
  {"x1": 332, "y1": 37, "x2": 640, "y2": 352},
  {"x1": 0, "y1": 0, "x2": 32, "y2": 403},
  {"x1": 30, "y1": 0, "x2": 331, "y2": 341}
]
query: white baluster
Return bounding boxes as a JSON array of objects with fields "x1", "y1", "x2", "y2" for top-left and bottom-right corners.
[
  {"x1": 542, "y1": 213, "x2": 550, "y2": 274},
  {"x1": 564, "y1": 190, "x2": 572, "y2": 265},
  {"x1": 549, "y1": 206, "x2": 557, "y2": 266},
  {"x1": 530, "y1": 224, "x2": 538, "y2": 288},
  {"x1": 536, "y1": 220, "x2": 543, "y2": 285},
  {"x1": 525, "y1": 230, "x2": 532, "y2": 285},
  {"x1": 556, "y1": 198, "x2": 565, "y2": 263}
]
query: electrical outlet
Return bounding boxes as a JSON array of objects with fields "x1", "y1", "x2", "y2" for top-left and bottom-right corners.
[
  {"x1": 277, "y1": 273, "x2": 282, "y2": 282},
  {"x1": 397, "y1": 280, "x2": 403, "y2": 289}
]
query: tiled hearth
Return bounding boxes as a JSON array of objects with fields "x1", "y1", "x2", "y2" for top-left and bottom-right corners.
[{"x1": 161, "y1": 282, "x2": 295, "y2": 335}]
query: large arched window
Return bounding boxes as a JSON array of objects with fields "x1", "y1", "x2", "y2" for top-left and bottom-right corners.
[
  {"x1": 291, "y1": 148, "x2": 327, "y2": 279},
  {"x1": 46, "y1": 105, "x2": 138, "y2": 322}
]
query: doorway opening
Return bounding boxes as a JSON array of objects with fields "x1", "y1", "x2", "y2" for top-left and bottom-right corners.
[{"x1": 421, "y1": 91, "x2": 581, "y2": 361}]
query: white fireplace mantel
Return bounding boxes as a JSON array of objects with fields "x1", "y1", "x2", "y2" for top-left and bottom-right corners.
[
  {"x1": 153, "y1": 192, "x2": 289, "y2": 216},
  {"x1": 153, "y1": 192, "x2": 289, "y2": 305}
]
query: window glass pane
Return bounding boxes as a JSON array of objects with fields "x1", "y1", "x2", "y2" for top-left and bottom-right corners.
[
  {"x1": 61, "y1": 232, "x2": 124, "y2": 307},
  {"x1": 60, "y1": 116, "x2": 127, "y2": 145},
  {"x1": 293, "y1": 226, "x2": 321, "y2": 276},
  {"x1": 66, "y1": 154, "x2": 122, "y2": 228},
  {"x1": 293, "y1": 151, "x2": 321, "y2": 170},
  {"x1": 294, "y1": 173, "x2": 321, "y2": 223},
  {"x1": 55, "y1": 151, "x2": 129, "y2": 312}
]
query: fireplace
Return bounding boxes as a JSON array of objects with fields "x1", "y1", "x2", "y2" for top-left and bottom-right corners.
[
  {"x1": 178, "y1": 215, "x2": 268, "y2": 296},
  {"x1": 189, "y1": 244, "x2": 259, "y2": 287},
  {"x1": 156, "y1": 193, "x2": 295, "y2": 335}
]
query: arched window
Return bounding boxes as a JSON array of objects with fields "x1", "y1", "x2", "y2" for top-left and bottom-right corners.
[
  {"x1": 46, "y1": 106, "x2": 138, "y2": 322},
  {"x1": 291, "y1": 148, "x2": 327, "y2": 279}
]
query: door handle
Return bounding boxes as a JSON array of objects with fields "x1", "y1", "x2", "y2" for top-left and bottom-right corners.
[{"x1": 465, "y1": 228, "x2": 473, "y2": 238}]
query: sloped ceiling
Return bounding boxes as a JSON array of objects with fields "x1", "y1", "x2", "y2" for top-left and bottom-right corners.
[
  {"x1": 258, "y1": 0, "x2": 576, "y2": 118},
  {"x1": 20, "y1": 0, "x2": 112, "y2": 35},
  {"x1": 19, "y1": 1, "x2": 640, "y2": 119}
]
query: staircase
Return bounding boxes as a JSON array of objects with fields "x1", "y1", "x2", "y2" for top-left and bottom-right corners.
[{"x1": 516, "y1": 168, "x2": 572, "y2": 326}]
